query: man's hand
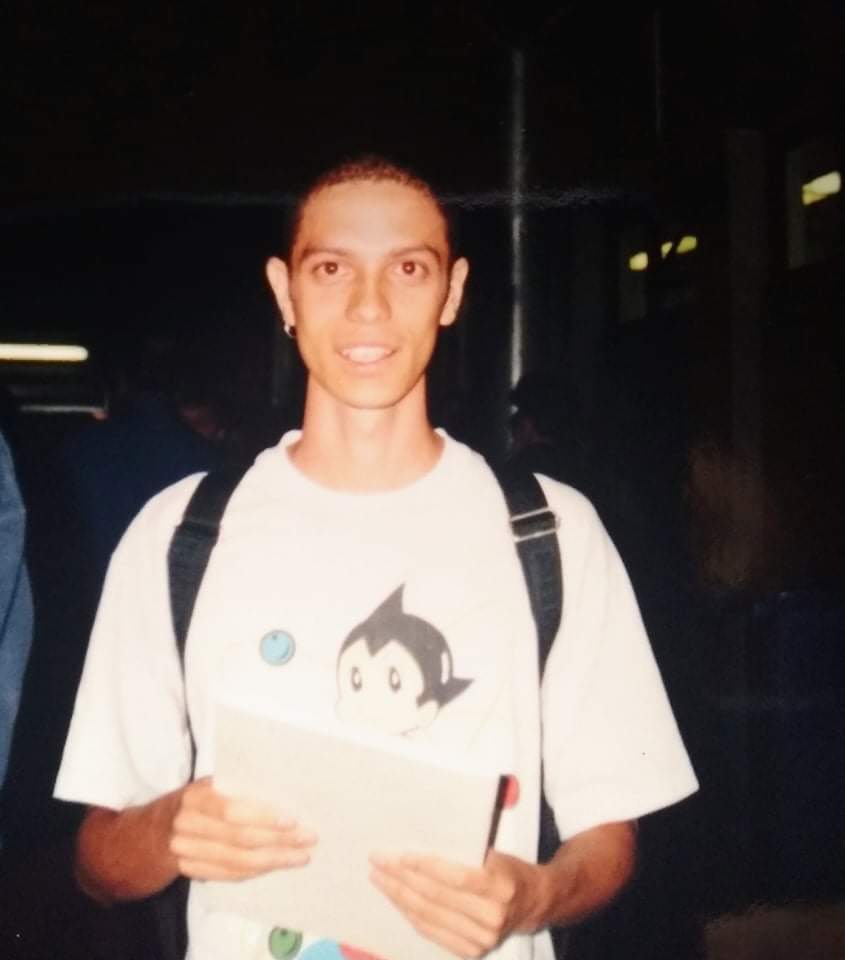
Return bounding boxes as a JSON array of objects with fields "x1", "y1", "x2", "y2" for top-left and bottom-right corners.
[
  {"x1": 170, "y1": 776, "x2": 317, "y2": 882},
  {"x1": 369, "y1": 821, "x2": 636, "y2": 958},
  {"x1": 369, "y1": 849, "x2": 540, "y2": 958},
  {"x1": 75, "y1": 777, "x2": 318, "y2": 904}
]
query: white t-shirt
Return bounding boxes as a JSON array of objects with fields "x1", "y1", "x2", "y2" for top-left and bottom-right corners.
[{"x1": 55, "y1": 431, "x2": 698, "y2": 960}]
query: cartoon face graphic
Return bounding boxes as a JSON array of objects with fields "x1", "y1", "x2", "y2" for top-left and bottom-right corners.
[{"x1": 336, "y1": 585, "x2": 472, "y2": 736}]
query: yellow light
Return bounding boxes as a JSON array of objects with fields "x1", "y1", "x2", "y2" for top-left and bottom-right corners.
[
  {"x1": 802, "y1": 170, "x2": 841, "y2": 206},
  {"x1": 677, "y1": 235, "x2": 699, "y2": 254},
  {"x1": 0, "y1": 343, "x2": 89, "y2": 363},
  {"x1": 629, "y1": 252, "x2": 649, "y2": 271},
  {"x1": 661, "y1": 241, "x2": 673, "y2": 258}
]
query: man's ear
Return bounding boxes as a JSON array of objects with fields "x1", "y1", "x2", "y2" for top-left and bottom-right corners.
[
  {"x1": 265, "y1": 257, "x2": 296, "y2": 333},
  {"x1": 439, "y1": 257, "x2": 469, "y2": 328}
]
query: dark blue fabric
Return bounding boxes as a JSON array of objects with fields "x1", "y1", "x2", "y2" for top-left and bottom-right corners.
[
  {"x1": 57, "y1": 392, "x2": 223, "y2": 587},
  {"x1": 0, "y1": 432, "x2": 33, "y2": 800}
]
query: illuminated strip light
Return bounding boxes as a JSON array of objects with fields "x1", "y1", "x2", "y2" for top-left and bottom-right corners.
[
  {"x1": 661, "y1": 241, "x2": 674, "y2": 258},
  {"x1": 802, "y1": 170, "x2": 841, "y2": 207},
  {"x1": 629, "y1": 252, "x2": 649, "y2": 271},
  {"x1": 677, "y1": 235, "x2": 698, "y2": 254},
  {"x1": 20, "y1": 403, "x2": 106, "y2": 418},
  {"x1": 0, "y1": 343, "x2": 89, "y2": 363}
]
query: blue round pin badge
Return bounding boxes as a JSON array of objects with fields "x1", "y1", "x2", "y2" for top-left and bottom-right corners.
[{"x1": 260, "y1": 630, "x2": 295, "y2": 665}]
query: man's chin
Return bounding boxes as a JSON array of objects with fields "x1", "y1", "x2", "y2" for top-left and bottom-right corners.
[
  {"x1": 321, "y1": 383, "x2": 420, "y2": 414},
  {"x1": 304, "y1": 368, "x2": 428, "y2": 417}
]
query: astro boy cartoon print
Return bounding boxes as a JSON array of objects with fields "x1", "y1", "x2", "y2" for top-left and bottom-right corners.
[{"x1": 335, "y1": 585, "x2": 472, "y2": 736}]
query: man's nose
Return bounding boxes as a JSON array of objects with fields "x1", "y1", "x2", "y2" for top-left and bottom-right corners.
[{"x1": 348, "y1": 273, "x2": 389, "y2": 324}]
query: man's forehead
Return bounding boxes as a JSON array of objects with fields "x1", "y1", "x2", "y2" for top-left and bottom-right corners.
[{"x1": 292, "y1": 179, "x2": 449, "y2": 260}]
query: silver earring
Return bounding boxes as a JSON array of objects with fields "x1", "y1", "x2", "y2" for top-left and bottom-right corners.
[{"x1": 284, "y1": 322, "x2": 296, "y2": 340}]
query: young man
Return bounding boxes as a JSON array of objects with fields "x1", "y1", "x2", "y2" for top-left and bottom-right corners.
[{"x1": 55, "y1": 157, "x2": 697, "y2": 960}]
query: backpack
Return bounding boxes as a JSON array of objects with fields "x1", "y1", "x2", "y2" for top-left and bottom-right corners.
[{"x1": 151, "y1": 460, "x2": 564, "y2": 960}]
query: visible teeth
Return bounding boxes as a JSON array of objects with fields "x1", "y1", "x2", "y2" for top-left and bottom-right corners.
[{"x1": 343, "y1": 346, "x2": 391, "y2": 363}]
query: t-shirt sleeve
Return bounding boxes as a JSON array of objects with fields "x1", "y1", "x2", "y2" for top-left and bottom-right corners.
[
  {"x1": 539, "y1": 480, "x2": 698, "y2": 840},
  {"x1": 54, "y1": 482, "x2": 198, "y2": 811}
]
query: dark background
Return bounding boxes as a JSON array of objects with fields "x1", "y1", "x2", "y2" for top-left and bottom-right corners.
[{"x1": 1, "y1": 2, "x2": 844, "y2": 958}]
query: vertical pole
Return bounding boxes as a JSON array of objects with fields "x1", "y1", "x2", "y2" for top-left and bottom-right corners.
[{"x1": 510, "y1": 47, "x2": 526, "y2": 388}]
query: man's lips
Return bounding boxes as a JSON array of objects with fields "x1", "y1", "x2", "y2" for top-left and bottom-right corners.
[{"x1": 339, "y1": 345, "x2": 395, "y2": 364}]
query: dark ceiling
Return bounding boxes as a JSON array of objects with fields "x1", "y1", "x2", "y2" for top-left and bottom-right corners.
[{"x1": 5, "y1": 0, "x2": 840, "y2": 214}]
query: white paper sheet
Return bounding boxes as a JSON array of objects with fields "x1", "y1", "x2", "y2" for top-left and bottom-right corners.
[{"x1": 204, "y1": 699, "x2": 502, "y2": 960}]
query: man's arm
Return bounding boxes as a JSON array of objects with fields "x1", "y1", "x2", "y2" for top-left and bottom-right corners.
[
  {"x1": 370, "y1": 820, "x2": 636, "y2": 959},
  {"x1": 76, "y1": 777, "x2": 317, "y2": 904}
]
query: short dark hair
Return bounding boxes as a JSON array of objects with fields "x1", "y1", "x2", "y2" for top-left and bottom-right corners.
[{"x1": 286, "y1": 153, "x2": 457, "y2": 262}]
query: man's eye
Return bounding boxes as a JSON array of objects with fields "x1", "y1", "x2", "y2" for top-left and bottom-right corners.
[
  {"x1": 389, "y1": 667, "x2": 401, "y2": 692},
  {"x1": 316, "y1": 261, "x2": 340, "y2": 276},
  {"x1": 398, "y1": 261, "x2": 426, "y2": 278},
  {"x1": 351, "y1": 666, "x2": 362, "y2": 691}
]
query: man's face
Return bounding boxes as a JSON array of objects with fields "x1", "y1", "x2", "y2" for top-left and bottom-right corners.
[{"x1": 266, "y1": 180, "x2": 468, "y2": 415}]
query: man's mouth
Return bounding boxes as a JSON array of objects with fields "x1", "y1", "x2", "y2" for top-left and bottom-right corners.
[{"x1": 340, "y1": 345, "x2": 394, "y2": 364}]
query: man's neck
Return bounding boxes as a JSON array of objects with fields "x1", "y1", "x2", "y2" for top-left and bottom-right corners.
[{"x1": 289, "y1": 386, "x2": 443, "y2": 493}]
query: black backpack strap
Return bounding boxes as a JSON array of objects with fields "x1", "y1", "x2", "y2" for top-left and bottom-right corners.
[
  {"x1": 168, "y1": 465, "x2": 249, "y2": 669},
  {"x1": 492, "y1": 465, "x2": 563, "y2": 672},
  {"x1": 150, "y1": 465, "x2": 248, "y2": 960},
  {"x1": 492, "y1": 463, "x2": 565, "y2": 913}
]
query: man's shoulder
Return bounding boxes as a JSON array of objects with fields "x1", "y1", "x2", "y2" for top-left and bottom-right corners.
[
  {"x1": 531, "y1": 472, "x2": 611, "y2": 560},
  {"x1": 112, "y1": 470, "x2": 210, "y2": 564},
  {"x1": 137, "y1": 470, "x2": 208, "y2": 522},
  {"x1": 442, "y1": 434, "x2": 604, "y2": 526},
  {"x1": 533, "y1": 472, "x2": 600, "y2": 518},
  {"x1": 118, "y1": 445, "x2": 279, "y2": 552}
]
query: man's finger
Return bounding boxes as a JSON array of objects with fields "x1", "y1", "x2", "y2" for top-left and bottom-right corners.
[
  {"x1": 370, "y1": 864, "x2": 502, "y2": 950},
  {"x1": 175, "y1": 835, "x2": 313, "y2": 876},
  {"x1": 373, "y1": 860, "x2": 507, "y2": 932},
  {"x1": 184, "y1": 778, "x2": 296, "y2": 828},
  {"x1": 221, "y1": 795, "x2": 299, "y2": 828},
  {"x1": 175, "y1": 788, "x2": 316, "y2": 847},
  {"x1": 178, "y1": 846, "x2": 311, "y2": 882},
  {"x1": 372, "y1": 853, "x2": 513, "y2": 908},
  {"x1": 172, "y1": 813, "x2": 315, "y2": 852},
  {"x1": 400, "y1": 912, "x2": 491, "y2": 960}
]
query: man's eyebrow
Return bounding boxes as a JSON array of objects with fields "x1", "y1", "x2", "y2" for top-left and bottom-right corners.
[
  {"x1": 392, "y1": 244, "x2": 444, "y2": 265},
  {"x1": 297, "y1": 245, "x2": 350, "y2": 263},
  {"x1": 296, "y1": 244, "x2": 444, "y2": 266}
]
